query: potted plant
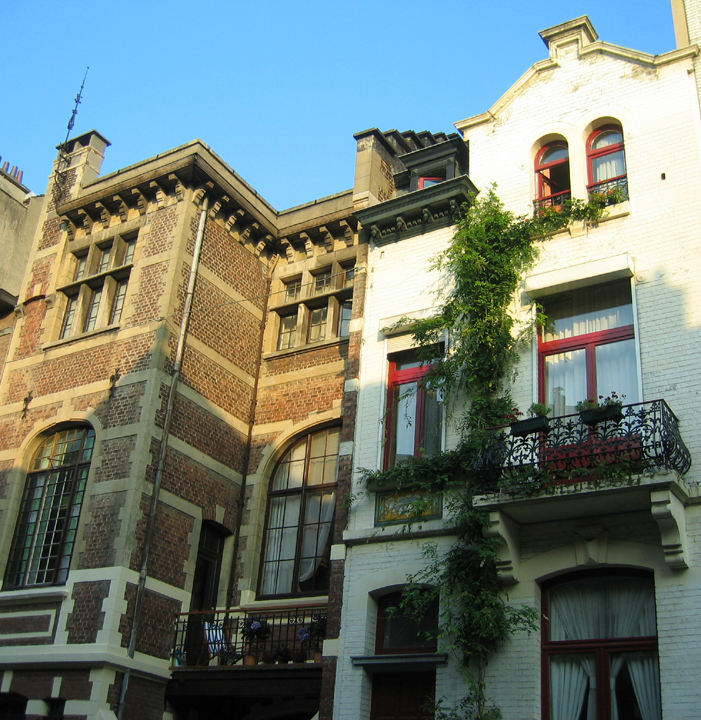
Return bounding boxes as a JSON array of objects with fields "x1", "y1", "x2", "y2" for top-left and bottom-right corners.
[
  {"x1": 576, "y1": 393, "x2": 625, "y2": 426},
  {"x1": 509, "y1": 403, "x2": 551, "y2": 437},
  {"x1": 276, "y1": 647, "x2": 292, "y2": 664},
  {"x1": 298, "y1": 614, "x2": 326, "y2": 662},
  {"x1": 239, "y1": 617, "x2": 270, "y2": 664}
]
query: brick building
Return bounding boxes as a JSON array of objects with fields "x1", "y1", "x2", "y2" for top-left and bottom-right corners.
[
  {"x1": 336, "y1": 15, "x2": 701, "y2": 720},
  {"x1": 0, "y1": 130, "x2": 364, "y2": 719}
]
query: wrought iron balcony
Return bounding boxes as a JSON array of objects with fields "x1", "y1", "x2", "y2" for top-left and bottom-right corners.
[
  {"x1": 587, "y1": 175, "x2": 629, "y2": 204},
  {"x1": 533, "y1": 190, "x2": 572, "y2": 211},
  {"x1": 474, "y1": 400, "x2": 691, "y2": 493},
  {"x1": 172, "y1": 606, "x2": 327, "y2": 668}
]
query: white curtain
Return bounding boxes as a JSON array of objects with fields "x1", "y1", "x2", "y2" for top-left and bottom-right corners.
[
  {"x1": 261, "y1": 496, "x2": 301, "y2": 595},
  {"x1": 298, "y1": 491, "x2": 335, "y2": 583},
  {"x1": 593, "y1": 150, "x2": 626, "y2": 183},
  {"x1": 627, "y1": 652, "x2": 662, "y2": 720}
]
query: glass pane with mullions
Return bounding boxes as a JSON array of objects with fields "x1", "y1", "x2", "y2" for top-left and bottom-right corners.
[
  {"x1": 110, "y1": 280, "x2": 128, "y2": 324},
  {"x1": 543, "y1": 281, "x2": 633, "y2": 342},
  {"x1": 97, "y1": 246, "x2": 112, "y2": 274},
  {"x1": 550, "y1": 653, "x2": 596, "y2": 720},
  {"x1": 545, "y1": 349, "x2": 587, "y2": 416},
  {"x1": 83, "y1": 288, "x2": 103, "y2": 332},
  {"x1": 395, "y1": 381, "x2": 418, "y2": 462},
  {"x1": 596, "y1": 339, "x2": 639, "y2": 404},
  {"x1": 308, "y1": 306, "x2": 328, "y2": 343},
  {"x1": 610, "y1": 652, "x2": 661, "y2": 720},
  {"x1": 60, "y1": 296, "x2": 78, "y2": 339},
  {"x1": 593, "y1": 149, "x2": 626, "y2": 183}
]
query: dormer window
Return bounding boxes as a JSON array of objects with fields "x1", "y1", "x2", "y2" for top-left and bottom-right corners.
[
  {"x1": 418, "y1": 171, "x2": 446, "y2": 189},
  {"x1": 535, "y1": 141, "x2": 571, "y2": 209}
]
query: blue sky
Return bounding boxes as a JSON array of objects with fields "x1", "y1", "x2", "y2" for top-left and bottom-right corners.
[{"x1": 0, "y1": 1, "x2": 677, "y2": 210}]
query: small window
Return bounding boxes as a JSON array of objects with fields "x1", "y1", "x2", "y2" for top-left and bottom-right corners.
[
  {"x1": 82, "y1": 287, "x2": 103, "y2": 332},
  {"x1": 343, "y1": 265, "x2": 355, "y2": 288},
  {"x1": 338, "y1": 300, "x2": 352, "y2": 338},
  {"x1": 539, "y1": 280, "x2": 639, "y2": 415},
  {"x1": 535, "y1": 141, "x2": 571, "y2": 209},
  {"x1": 587, "y1": 125, "x2": 628, "y2": 202},
  {"x1": 418, "y1": 175, "x2": 444, "y2": 189},
  {"x1": 109, "y1": 280, "x2": 129, "y2": 325},
  {"x1": 73, "y1": 253, "x2": 88, "y2": 281},
  {"x1": 278, "y1": 313, "x2": 297, "y2": 350},
  {"x1": 284, "y1": 278, "x2": 302, "y2": 302},
  {"x1": 313, "y1": 269, "x2": 333, "y2": 296},
  {"x1": 122, "y1": 237, "x2": 137, "y2": 265},
  {"x1": 308, "y1": 306, "x2": 328, "y2": 343},
  {"x1": 60, "y1": 295, "x2": 78, "y2": 339},
  {"x1": 5, "y1": 427, "x2": 95, "y2": 588},
  {"x1": 385, "y1": 352, "x2": 443, "y2": 468},
  {"x1": 376, "y1": 591, "x2": 438, "y2": 655},
  {"x1": 96, "y1": 245, "x2": 112, "y2": 274},
  {"x1": 259, "y1": 427, "x2": 339, "y2": 597}
]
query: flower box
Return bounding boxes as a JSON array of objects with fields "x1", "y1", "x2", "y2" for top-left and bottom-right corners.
[
  {"x1": 510, "y1": 416, "x2": 550, "y2": 436},
  {"x1": 578, "y1": 405, "x2": 624, "y2": 426}
]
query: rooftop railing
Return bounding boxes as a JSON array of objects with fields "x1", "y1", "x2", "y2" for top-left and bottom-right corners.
[
  {"x1": 474, "y1": 400, "x2": 691, "y2": 493},
  {"x1": 172, "y1": 606, "x2": 327, "y2": 668}
]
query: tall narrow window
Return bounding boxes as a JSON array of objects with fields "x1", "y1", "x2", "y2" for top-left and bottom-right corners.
[
  {"x1": 96, "y1": 245, "x2": 112, "y2": 274},
  {"x1": 191, "y1": 523, "x2": 227, "y2": 611},
  {"x1": 308, "y1": 306, "x2": 328, "y2": 343},
  {"x1": 587, "y1": 125, "x2": 628, "y2": 202},
  {"x1": 5, "y1": 427, "x2": 95, "y2": 588},
  {"x1": 539, "y1": 280, "x2": 639, "y2": 415},
  {"x1": 260, "y1": 427, "x2": 339, "y2": 597},
  {"x1": 542, "y1": 572, "x2": 660, "y2": 720},
  {"x1": 313, "y1": 269, "x2": 333, "y2": 296},
  {"x1": 535, "y1": 141, "x2": 571, "y2": 209},
  {"x1": 338, "y1": 300, "x2": 352, "y2": 337},
  {"x1": 109, "y1": 280, "x2": 128, "y2": 325},
  {"x1": 82, "y1": 287, "x2": 103, "y2": 332},
  {"x1": 60, "y1": 296, "x2": 78, "y2": 339},
  {"x1": 385, "y1": 353, "x2": 443, "y2": 468},
  {"x1": 278, "y1": 313, "x2": 297, "y2": 350},
  {"x1": 284, "y1": 278, "x2": 302, "y2": 302}
]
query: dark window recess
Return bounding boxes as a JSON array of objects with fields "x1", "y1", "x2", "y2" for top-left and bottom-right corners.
[
  {"x1": 190, "y1": 523, "x2": 227, "y2": 611},
  {"x1": 0, "y1": 693, "x2": 28, "y2": 719},
  {"x1": 370, "y1": 672, "x2": 435, "y2": 720},
  {"x1": 376, "y1": 591, "x2": 439, "y2": 654}
]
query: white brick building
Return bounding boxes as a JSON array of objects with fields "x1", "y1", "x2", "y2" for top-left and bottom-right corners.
[{"x1": 337, "y1": 15, "x2": 701, "y2": 720}]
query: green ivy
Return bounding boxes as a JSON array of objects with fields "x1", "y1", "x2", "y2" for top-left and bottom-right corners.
[{"x1": 359, "y1": 187, "x2": 611, "y2": 719}]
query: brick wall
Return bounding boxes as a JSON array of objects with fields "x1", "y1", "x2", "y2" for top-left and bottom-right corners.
[{"x1": 66, "y1": 580, "x2": 111, "y2": 644}]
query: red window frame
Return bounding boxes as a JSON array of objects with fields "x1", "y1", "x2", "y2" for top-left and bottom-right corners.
[
  {"x1": 538, "y1": 324, "x2": 635, "y2": 405},
  {"x1": 418, "y1": 176, "x2": 444, "y2": 189},
  {"x1": 541, "y1": 570, "x2": 658, "y2": 720},
  {"x1": 384, "y1": 357, "x2": 438, "y2": 469},
  {"x1": 586, "y1": 125, "x2": 626, "y2": 192},
  {"x1": 535, "y1": 142, "x2": 571, "y2": 204}
]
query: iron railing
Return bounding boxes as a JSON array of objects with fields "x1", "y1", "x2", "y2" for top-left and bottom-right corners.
[
  {"x1": 533, "y1": 190, "x2": 572, "y2": 211},
  {"x1": 172, "y1": 606, "x2": 327, "y2": 668},
  {"x1": 474, "y1": 400, "x2": 691, "y2": 492},
  {"x1": 587, "y1": 175, "x2": 629, "y2": 204}
]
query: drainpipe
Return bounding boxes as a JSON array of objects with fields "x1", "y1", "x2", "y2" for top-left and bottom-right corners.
[
  {"x1": 117, "y1": 195, "x2": 209, "y2": 720},
  {"x1": 225, "y1": 251, "x2": 279, "y2": 609}
]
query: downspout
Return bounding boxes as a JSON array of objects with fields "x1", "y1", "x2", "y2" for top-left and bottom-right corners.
[
  {"x1": 117, "y1": 195, "x2": 209, "y2": 720},
  {"x1": 225, "y1": 251, "x2": 279, "y2": 608}
]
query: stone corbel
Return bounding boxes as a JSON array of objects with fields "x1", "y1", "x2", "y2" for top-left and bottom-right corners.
[
  {"x1": 340, "y1": 220, "x2": 354, "y2": 247},
  {"x1": 254, "y1": 240, "x2": 267, "y2": 257},
  {"x1": 239, "y1": 222, "x2": 260, "y2": 244},
  {"x1": 396, "y1": 216, "x2": 407, "y2": 232},
  {"x1": 280, "y1": 238, "x2": 295, "y2": 263},
  {"x1": 131, "y1": 188, "x2": 148, "y2": 215},
  {"x1": 191, "y1": 188, "x2": 206, "y2": 207},
  {"x1": 574, "y1": 526, "x2": 608, "y2": 566},
  {"x1": 225, "y1": 209, "x2": 245, "y2": 233},
  {"x1": 209, "y1": 200, "x2": 223, "y2": 218},
  {"x1": 369, "y1": 225, "x2": 381, "y2": 241},
  {"x1": 422, "y1": 208, "x2": 434, "y2": 224},
  {"x1": 168, "y1": 174, "x2": 186, "y2": 201},
  {"x1": 149, "y1": 181, "x2": 167, "y2": 207},
  {"x1": 484, "y1": 511, "x2": 520, "y2": 584},
  {"x1": 60, "y1": 217, "x2": 77, "y2": 241},
  {"x1": 77, "y1": 209, "x2": 93, "y2": 235},
  {"x1": 113, "y1": 195, "x2": 130, "y2": 222},
  {"x1": 94, "y1": 202, "x2": 110, "y2": 229},
  {"x1": 300, "y1": 232, "x2": 314, "y2": 258},
  {"x1": 450, "y1": 199, "x2": 459, "y2": 221},
  {"x1": 651, "y1": 489, "x2": 688, "y2": 569},
  {"x1": 319, "y1": 226, "x2": 334, "y2": 253}
]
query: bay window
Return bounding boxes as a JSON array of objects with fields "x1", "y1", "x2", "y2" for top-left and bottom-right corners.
[
  {"x1": 542, "y1": 572, "x2": 660, "y2": 720},
  {"x1": 259, "y1": 427, "x2": 339, "y2": 597},
  {"x1": 539, "y1": 280, "x2": 639, "y2": 416},
  {"x1": 385, "y1": 353, "x2": 442, "y2": 468}
]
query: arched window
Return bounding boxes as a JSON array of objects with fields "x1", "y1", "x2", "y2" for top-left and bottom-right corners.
[
  {"x1": 542, "y1": 572, "x2": 660, "y2": 720},
  {"x1": 4, "y1": 426, "x2": 95, "y2": 589},
  {"x1": 535, "y1": 141, "x2": 571, "y2": 209},
  {"x1": 587, "y1": 125, "x2": 628, "y2": 202},
  {"x1": 259, "y1": 427, "x2": 339, "y2": 597}
]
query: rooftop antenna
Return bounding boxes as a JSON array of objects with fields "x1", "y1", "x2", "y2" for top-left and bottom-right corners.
[{"x1": 63, "y1": 66, "x2": 89, "y2": 147}]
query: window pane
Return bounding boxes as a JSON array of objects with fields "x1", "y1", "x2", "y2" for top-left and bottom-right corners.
[
  {"x1": 339, "y1": 300, "x2": 352, "y2": 337},
  {"x1": 313, "y1": 270, "x2": 332, "y2": 295},
  {"x1": 542, "y1": 144, "x2": 569, "y2": 163},
  {"x1": 593, "y1": 150, "x2": 626, "y2": 182},
  {"x1": 592, "y1": 130, "x2": 623, "y2": 150},
  {"x1": 74, "y1": 254, "x2": 87, "y2": 281},
  {"x1": 596, "y1": 339, "x2": 639, "y2": 404},
  {"x1": 611, "y1": 652, "x2": 661, "y2": 720},
  {"x1": 60, "y1": 296, "x2": 78, "y2": 339},
  {"x1": 285, "y1": 279, "x2": 301, "y2": 301},
  {"x1": 395, "y1": 382, "x2": 418, "y2": 463},
  {"x1": 545, "y1": 349, "x2": 587, "y2": 416},
  {"x1": 550, "y1": 653, "x2": 596, "y2": 720},
  {"x1": 83, "y1": 287, "x2": 103, "y2": 332},
  {"x1": 109, "y1": 280, "x2": 128, "y2": 324},
  {"x1": 278, "y1": 314, "x2": 297, "y2": 350},
  {"x1": 123, "y1": 239, "x2": 137, "y2": 265},
  {"x1": 543, "y1": 281, "x2": 633, "y2": 341},
  {"x1": 97, "y1": 246, "x2": 112, "y2": 274},
  {"x1": 422, "y1": 390, "x2": 442, "y2": 457},
  {"x1": 380, "y1": 594, "x2": 438, "y2": 651},
  {"x1": 308, "y1": 306, "x2": 328, "y2": 343}
]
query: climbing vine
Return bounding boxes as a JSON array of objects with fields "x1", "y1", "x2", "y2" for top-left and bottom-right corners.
[{"x1": 359, "y1": 187, "x2": 615, "y2": 718}]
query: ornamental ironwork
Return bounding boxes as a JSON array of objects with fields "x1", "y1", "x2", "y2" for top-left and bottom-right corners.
[
  {"x1": 474, "y1": 400, "x2": 690, "y2": 492},
  {"x1": 587, "y1": 175, "x2": 629, "y2": 204}
]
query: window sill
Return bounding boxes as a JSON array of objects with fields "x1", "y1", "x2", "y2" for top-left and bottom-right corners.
[
  {"x1": 43, "y1": 323, "x2": 121, "y2": 351},
  {"x1": 265, "y1": 336, "x2": 349, "y2": 360},
  {"x1": 0, "y1": 586, "x2": 69, "y2": 606},
  {"x1": 351, "y1": 653, "x2": 448, "y2": 673}
]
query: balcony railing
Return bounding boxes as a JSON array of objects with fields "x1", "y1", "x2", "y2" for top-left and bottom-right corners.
[
  {"x1": 587, "y1": 175, "x2": 629, "y2": 204},
  {"x1": 172, "y1": 606, "x2": 327, "y2": 668},
  {"x1": 474, "y1": 400, "x2": 691, "y2": 493},
  {"x1": 533, "y1": 190, "x2": 572, "y2": 211}
]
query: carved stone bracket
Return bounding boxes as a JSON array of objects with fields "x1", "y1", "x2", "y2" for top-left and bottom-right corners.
[
  {"x1": 396, "y1": 216, "x2": 407, "y2": 232},
  {"x1": 131, "y1": 188, "x2": 148, "y2": 215},
  {"x1": 422, "y1": 208, "x2": 434, "y2": 224},
  {"x1": 60, "y1": 217, "x2": 77, "y2": 241},
  {"x1": 192, "y1": 188, "x2": 206, "y2": 207},
  {"x1": 319, "y1": 226, "x2": 334, "y2": 253},
  {"x1": 77, "y1": 209, "x2": 93, "y2": 235},
  {"x1": 225, "y1": 209, "x2": 245, "y2": 233},
  {"x1": 651, "y1": 489, "x2": 688, "y2": 569},
  {"x1": 209, "y1": 200, "x2": 222, "y2": 218},
  {"x1": 484, "y1": 511, "x2": 520, "y2": 584},
  {"x1": 239, "y1": 222, "x2": 260, "y2": 245},
  {"x1": 168, "y1": 174, "x2": 186, "y2": 201},
  {"x1": 113, "y1": 195, "x2": 130, "y2": 222},
  {"x1": 149, "y1": 181, "x2": 167, "y2": 207},
  {"x1": 574, "y1": 526, "x2": 609, "y2": 566},
  {"x1": 300, "y1": 232, "x2": 314, "y2": 258},
  {"x1": 95, "y1": 202, "x2": 110, "y2": 229},
  {"x1": 340, "y1": 220, "x2": 354, "y2": 247},
  {"x1": 280, "y1": 238, "x2": 295, "y2": 263}
]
